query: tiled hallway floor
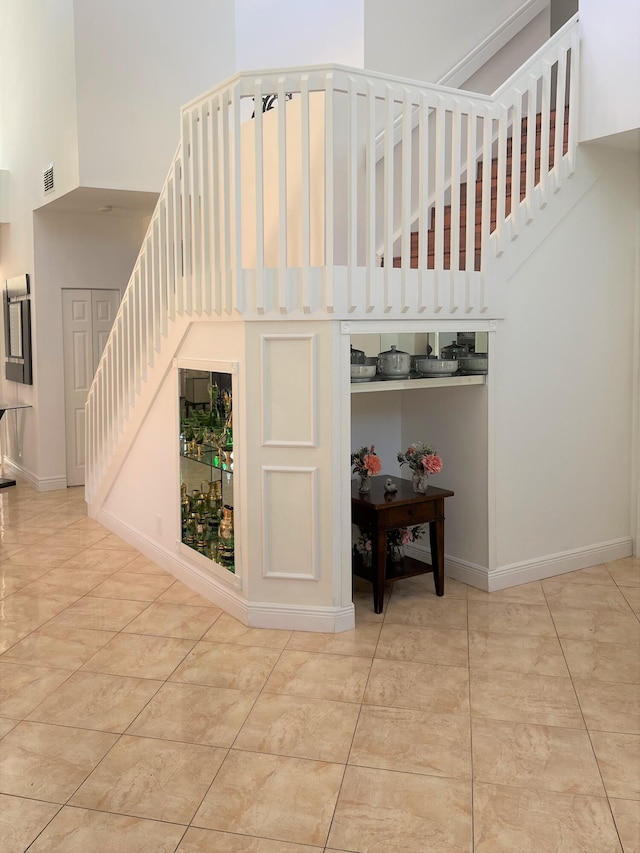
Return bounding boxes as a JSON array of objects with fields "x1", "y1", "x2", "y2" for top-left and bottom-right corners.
[{"x1": 0, "y1": 483, "x2": 639, "y2": 852}]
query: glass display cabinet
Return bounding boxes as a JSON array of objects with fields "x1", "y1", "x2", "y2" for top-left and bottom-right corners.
[{"x1": 179, "y1": 364, "x2": 236, "y2": 573}]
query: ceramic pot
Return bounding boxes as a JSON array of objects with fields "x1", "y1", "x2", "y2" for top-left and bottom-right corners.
[{"x1": 377, "y1": 345, "x2": 411, "y2": 377}]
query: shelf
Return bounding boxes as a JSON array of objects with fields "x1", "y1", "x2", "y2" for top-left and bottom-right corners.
[
  {"x1": 353, "y1": 553, "x2": 433, "y2": 583},
  {"x1": 350, "y1": 374, "x2": 486, "y2": 393}
]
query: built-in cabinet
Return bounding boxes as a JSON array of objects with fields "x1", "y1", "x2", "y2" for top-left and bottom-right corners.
[{"x1": 179, "y1": 365, "x2": 236, "y2": 574}]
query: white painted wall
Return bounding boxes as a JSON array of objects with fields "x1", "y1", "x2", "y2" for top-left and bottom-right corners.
[
  {"x1": 364, "y1": 0, "x2": 546, "y2": 83},
  {"x1": 401, "y1": 385, "x2": 490, "y2": 568},
  {"x1": 460, "y1": 9, "x2": 550, "y2": 94},
  {"x1": 26, "y1": 210, "x2": 147, "y2": 485},
  {"x1": 579, "y1": 0, "x2": 640, "y2": 142},
  {"x1": 492, "y1": 146, "x2": 639, "y2": 571},
  {"x1": 235, "y1": 0, "x2": 364, "y2": 70},
  {"x1": 73, "y1": 0, "x2": 236, "y2": 192}
]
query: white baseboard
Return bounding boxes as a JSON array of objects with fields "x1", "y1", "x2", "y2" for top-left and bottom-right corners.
[
  {"x1": 97, "y1": 508, "x2": 355, "y2": 633},
  {"x1": 2, "y1": 457, "x2": 67, "y2": 492},
  {"x1": 406, "y1": 542, "x2": 490, "y2": 591},
  {"x1": 488, "y1": 538, "x2": 634, "y2": 590},
  {"x1": 407, "y1": 536, "x2": 634, "y2": 592}
]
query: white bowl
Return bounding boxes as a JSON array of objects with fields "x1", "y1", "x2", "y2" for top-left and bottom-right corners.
[
  {"x1": 416, "y1": 358, "x2": 458, "y2": 376},
  {"x1": 350, "y1": 364, "x2": 377, "y2": 380},
  {"x1": 458, "y1": 355, "x2": 488, "y2": 374}
]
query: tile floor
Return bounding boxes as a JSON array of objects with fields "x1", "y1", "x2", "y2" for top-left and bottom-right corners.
[{"x1": 0, "y1": 482, "x2": 639, "y2": 852}]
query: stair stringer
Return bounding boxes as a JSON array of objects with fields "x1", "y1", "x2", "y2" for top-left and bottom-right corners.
[
  {"x1": 86, "y1": 313, "x2": 191, "y2": 517},
  {"x1": 483, "y1": 146, "x2": 600, "y2": 284}
]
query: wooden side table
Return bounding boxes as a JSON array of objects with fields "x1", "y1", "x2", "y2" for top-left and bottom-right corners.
[{"x1": 351, "y1": 476, "x2": 454, "y2": 614}]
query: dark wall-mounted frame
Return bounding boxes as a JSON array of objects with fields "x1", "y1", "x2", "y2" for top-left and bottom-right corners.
[{"x1": 4, "y1": 274, "x2": 33, "y2": 385}]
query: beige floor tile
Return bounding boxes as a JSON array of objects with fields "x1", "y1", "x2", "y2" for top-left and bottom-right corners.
[
  {"x1": 467, "y1": 601, "x2": 556, "y2": 637},
  {"x1": 90, "y1": 572, "x2": 175, "y2": 601},
  {"x1": 466, "y1": 580, "x2": 547, "y2": 605},
  {"x1": 59, "y1": 549, "x2": 138, "y2": 572},
  {"x1": 590, "y1": 732, "x2": 640, "y2": 799},
  {"x1": 375, "y1": 622, "x2": 468, "y2": 667},
  {"x1": 0, "y1": 565, "x2": 50, "y2": 598},
  {"x1": 542, "y1": 564, "x2": 616, "y2": 586},
  {"x1": 471, "y1": 718, "x2": 605, "y2": 795},
  {"x1": 349, "y1": 704, "x2": 471, "y2": 779},
  {"x1": 81, "y1": 633, "x2": 194, "y2": 680},
  {"x1": 0, "y1": 662, "x2": 72, "y2": 718},
  {"x1": 177, "y1": 828, "x2": 320, "y2": 852},
  {"x1": 117, "y1": 553, "x2": 170, "y2": 574},
  {"x1": 0, "y1": 528, "x2": 54, "y2": 546},
  {"x1": 573, "y1": 679, "x2": 640, "y2": 733},
  {"x1": 609, "y1": 799, "x2": 640, "y2": 853},
  {"x1": 234, "y1": 693, "x2": 360, "y2": 762},
  {"x1": 39, "y1": 529, "x2": 110, "y2": 549},
  {"x1": 0, "y1": 794, "x2": 60, "y2": 853},
  {"x1": 263, "y1": 650, "x2": 371, "y2": 702},
  {"x1": 172, "y1": 641, "x2": 280, "y2": 691},
  {"x1": 49, "y1": 596, "x2": 150, "y2": 631},
  {"x1": 541, "y1": 580, "x2": 633, "y2": 612},
  {"x1": 193, "y1": 750, "x2": 344, "y2": 846},
  {"x1": 551, "y1": 606, "x2": 640, "y2": 645},
  {"x1": 67, "y1": 517, "x2": 108, "y2": 533},
  {"x1": 71, "y1": 734, "x2": 226, "y2": 823},
  {"x1": 621, "y1": 586, "x2": 640, "y2": 615},
  {"x1": 93, "y1": 533, "x2": 137, "y2": 551},
  {"x1": 473, "y1": 782, "x2": 622, "y2": 853},
  {"x1": 286, "y1": 622, "x2": 381, "y2": 657},
  {"x1": 384, "y1": 594, "x2": 468, "y2": 629},
  {"x1": 470, "y1": 670, "x2": 584, "y2": 728},
  {"x1": 0, "y1": 592, "x2": 82, "y2": 653},
  {"x1": 353, "y1": 589, "x2": 387, "y2": 622},
  {"x1": 1, "y1": 624, "x2": 116, "y2": 669},
  {"x1": 387, "y1": 573, "x2": 466, "y2": 599},
  {"x1": 561, "y1": 638, "x2": 640, "y2": 684},
  {"x1": 364, "y1": 658, "x2": 469, "y2": 714},
  {"x1": 327, "y1": 765, "x2": 472, "y2": 852},
  {"x1": 27, "y1": 807, "x2": 185, "y2": 853},
  {"x1": 0, "y1": 721, "x2": 117, "y2": 802},
  {"x1": 607, "y1": 561, "x2": 640, "y2": 587},
  {"x1": 20, "y1": 567, "x2": 117, "y2": 597},
  {"x1": 122, "y1": 601, "x2": 221, "y2": 640},
  {"x1": 0, "y1": 718, "x2": 18, "y2": 738},
  {"x1": 156, "y1": 580, "x2": 219, "y2": 607},
  {"x1": 469, "y1": 630, "x2": 568, "y2": 676},
  {"x1": 203, "y1": 613, "x2": 290, "y2": 648},
  {"x1": 4, "y1": 544, "x2": 84, "y2": 568},
  {"x1": 27, "y1": 671, "x2": 162, "y2": 732},
  {"x1": 127, "y1": 681, "x2": 257, "y2": 747}
]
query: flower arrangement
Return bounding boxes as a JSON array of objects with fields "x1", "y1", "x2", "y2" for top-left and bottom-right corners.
[
  {"x1": 351, "y1": 445, "x2": 382, "y2": 477},
  {"x1": 397, "y1": 441, "x2": 443, "y2": 475},
  {"x1": 353, "y1": 523, "x2": 425, "y2": 564}
]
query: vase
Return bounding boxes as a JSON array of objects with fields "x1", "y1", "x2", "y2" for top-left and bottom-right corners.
[
  {"x1": 412, "y1": 471, "x2": 428, "y2": 494},
  {"x1": 358, "y1": 472, "x2": 371, "y2": 494}
]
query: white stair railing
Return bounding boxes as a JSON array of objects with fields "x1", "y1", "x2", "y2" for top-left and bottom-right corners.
[{"x1": 86, "y1": 14, "x2": 579, "y2": 505}]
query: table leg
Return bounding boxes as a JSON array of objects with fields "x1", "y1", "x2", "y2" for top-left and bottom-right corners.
[
  {"x1": 429, "y1": 516, "x2": 445, "y2": 596},
  {"x1": 373, "y1": 528, "x2": 387, "y2": 614}
]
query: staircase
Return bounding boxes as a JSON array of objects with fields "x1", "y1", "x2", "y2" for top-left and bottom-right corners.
[
  {"x1": 86, "y1": 15, "x2": 580, "y2": 511},
  {"x1": 392, "y1": 109, "x2": 570, "y2": 271}
]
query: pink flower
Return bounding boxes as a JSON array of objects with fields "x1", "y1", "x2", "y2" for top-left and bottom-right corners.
[
  {"x1": 401, "y1": 528, "x2": 413, "y2": 545},
  {"x1": 364, "y1": 454, "x2": 382, "y2": 475},
  {"x1": 365, "y1": 540, "x2": 372, "y2": 552},
  {"x1": 422, "y1": 454, "x2": 442, "y2": 474}
]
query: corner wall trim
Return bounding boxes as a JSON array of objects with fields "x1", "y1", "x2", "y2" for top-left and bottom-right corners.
[
  {"x1": 488, "y1": 538, "x2": 633, "y2": 590},
  {"x1": 2, "y1": 457, "x2": 67, "y2": 492},
  {"x1": 96, "y1": 508, "x2": 355, "y2": 633},
  {"x1": 407, "y1": 536, "x2": 633, "y2": 592}
]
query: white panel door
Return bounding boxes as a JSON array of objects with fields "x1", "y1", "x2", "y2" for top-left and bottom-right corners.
[{"x1": 62, "y1": 289, "x2": 120, "y2": 487}]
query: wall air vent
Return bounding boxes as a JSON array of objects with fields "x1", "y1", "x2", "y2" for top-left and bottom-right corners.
[{"x1": 43, "y1": 163, "x2": 54, "y2": 194}]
